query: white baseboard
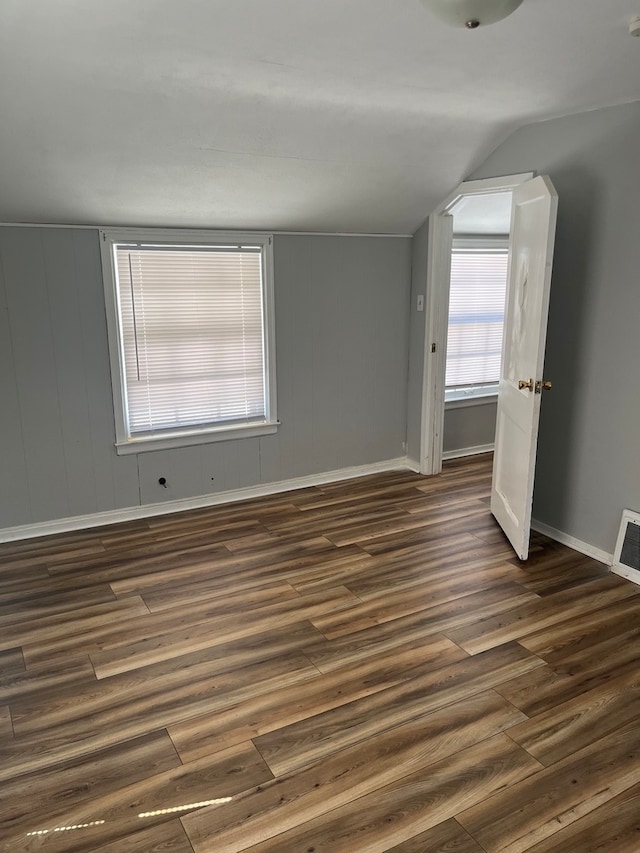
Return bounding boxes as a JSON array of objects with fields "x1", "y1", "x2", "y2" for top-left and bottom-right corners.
[
  {"x1": 0, "y1": 457, "x2": 411, "y2": 544},
  {"x1": 442, "y1": 443, "x2": 494, "y2": 461},
  {"x1": 531, "y1": 519, "x2": 613, "y2": 566},
  {"x1": 611, "y1": 564, "x2": 640, "y2": 586},
  {"x1": 404, "y1": 457, "x2": 421, "y2": 473}
]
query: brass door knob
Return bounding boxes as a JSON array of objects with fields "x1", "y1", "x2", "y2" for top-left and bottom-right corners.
[
  {"x1": 518, "y1": 379, "x2": 534, "y2": 391},
  {"x1": 535, "y1": 380, "x2": 553, "y2": 393},
  {"x1": 542, "y1": 380, "x2": 552, "y2": 390}
]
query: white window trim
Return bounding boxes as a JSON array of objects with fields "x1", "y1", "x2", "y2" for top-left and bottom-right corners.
[
  {"x1": 445, "y1": 391, "x2": 498, "y2": 410},
  {"x1": 100, "y1": 227, "x2": 279, "y2": 455},
  {"x1": 452, "y1": 236, "x2": 510, "y2": 251}
]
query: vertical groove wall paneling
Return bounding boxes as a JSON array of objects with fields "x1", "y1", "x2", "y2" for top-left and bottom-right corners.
[
  {"x1": 0, "y1": 228, "x2": 71, "y2": 523},
  {"x1": 0, "y1": 234, "x2": 32, "y2": 526}
]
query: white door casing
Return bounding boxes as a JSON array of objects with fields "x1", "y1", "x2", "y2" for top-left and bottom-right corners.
[
  {"x1": 420, "y1": 212, "x2": 453, "y2": 475},
  {"x1": 490, "y1": 175, "x2": 559, "y2": 560},
  {"x1": 420, "y1": 173, "x2": 533, "y2": 476}
]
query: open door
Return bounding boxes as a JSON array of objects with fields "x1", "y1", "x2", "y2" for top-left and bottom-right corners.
[{"x1": 491, "y1": 175, "x2": 558, "y2": 560}]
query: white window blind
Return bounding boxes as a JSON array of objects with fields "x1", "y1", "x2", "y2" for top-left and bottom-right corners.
[
  {"x1": 115, "y1": 243, "x2": 266, "y2": 436},
  {"x1": 101, "y1": 229, "x2": 277, "y2": 453},
  {"x1": 446, "y1": 248, "x2": 509, "y2": 392}
]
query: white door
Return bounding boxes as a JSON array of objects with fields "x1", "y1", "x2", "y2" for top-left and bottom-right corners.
[{"x1": 491, "y1": 175, "x2": 558, "y2": 560}]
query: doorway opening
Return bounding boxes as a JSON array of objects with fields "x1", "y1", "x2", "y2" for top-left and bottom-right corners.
[
  {"x1": 419, "y1": 172, "x2": 533, "y2": 476},
  {"x1": 442, "y1": 191, "x2": 511, "y2": 459}
]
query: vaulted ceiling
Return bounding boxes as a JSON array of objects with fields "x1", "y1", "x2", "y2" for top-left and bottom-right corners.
[{"x1": 0, "y1": 0, "x2": 638, "y2": 233}]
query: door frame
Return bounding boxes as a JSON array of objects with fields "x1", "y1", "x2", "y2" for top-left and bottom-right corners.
[{"x1": 418, "y1": 172, "x2": 534, "y2": 476}]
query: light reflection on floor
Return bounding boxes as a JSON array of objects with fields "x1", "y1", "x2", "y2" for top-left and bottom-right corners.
[
  {"x1": 138, "y1": 796, "x2": 233, "y2": 818},
  {"x1": 27, "y1": 820, "x2": 106, "y2": 837},
  {"x1": 25, "y1": 796, "x2": 233, "y2": 840}
]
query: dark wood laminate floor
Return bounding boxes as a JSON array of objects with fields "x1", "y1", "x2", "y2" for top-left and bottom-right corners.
[{"x1": 1, "y1": 454, "x2": 639, "y2": 852}]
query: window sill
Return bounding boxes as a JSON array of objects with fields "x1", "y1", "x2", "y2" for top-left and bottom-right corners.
[
  {"x1": 445, "y1": 394, "x2": 498, "y2": 411},
  {"x1": 115, "y1": 421, "x2": 280, "y2": 455}
]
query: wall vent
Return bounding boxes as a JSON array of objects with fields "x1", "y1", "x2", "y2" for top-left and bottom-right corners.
[{"x1": 612, "y1": 510, "x2": 640, "y2": 585}]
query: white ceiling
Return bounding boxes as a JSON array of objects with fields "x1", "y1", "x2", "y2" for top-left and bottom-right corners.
[{"x1": 0, "y1": 0, "x2": 638, "y2": 234}]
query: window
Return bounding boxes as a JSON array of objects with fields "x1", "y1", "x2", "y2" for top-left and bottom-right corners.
[
  {"x1": 445, "y1": 238, "x2": 509, "y2": 403},
  {"x1": 100, "y1": 228, "x2": 278, "y2": 454}
]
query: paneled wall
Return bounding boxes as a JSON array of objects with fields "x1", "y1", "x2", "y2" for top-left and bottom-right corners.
[
  {"x1": 0, "y1": 228, "x2": 139, "y2": 528},
  {"x1": 0, "y1": 228, "x2": 411, "y2": 531},
  {"x1": 443, "y1": 400, "x2": 497, "y2": 456}
]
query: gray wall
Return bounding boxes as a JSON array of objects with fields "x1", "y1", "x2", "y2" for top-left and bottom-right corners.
[
  {"x1": 0, "y1": 228, "x2": 140, "y2": 527},
  {"x1": 0, "y1": 229, "x2": 411, "y2": 530},
  {"x1": 443, "y1": 400, "x2": 496, "y2": 455},
  {"x1": 406, "y1": 218, "x2": 429, "y2": 466},
  {"x1": 472, "y1": 100, "x2": 640, "y2": 555}
]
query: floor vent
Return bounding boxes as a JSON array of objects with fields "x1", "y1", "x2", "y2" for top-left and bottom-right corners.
[{"x1": 613, "y1": 510, "x2": 640, "y2": 585}]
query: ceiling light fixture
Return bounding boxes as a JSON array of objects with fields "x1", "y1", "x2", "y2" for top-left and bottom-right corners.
[{"x1": 419, "y1": 0, "x2": 525, "y2": 29}]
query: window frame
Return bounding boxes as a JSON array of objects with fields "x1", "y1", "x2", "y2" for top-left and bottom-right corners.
[
  {"x1": 444, "y1": 235, "x2": 509, "y2": 406},
  {"x1": 100, "y1": 227, "x2": 278, "y2": 455}
]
